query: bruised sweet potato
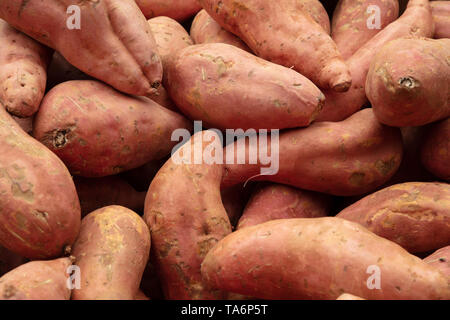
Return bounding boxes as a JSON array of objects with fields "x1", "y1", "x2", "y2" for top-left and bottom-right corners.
[
  {"x1": 0, "y1": 105, "x2": 81, "y2": 259},
  {"x1": 166, "y1": 43, "x2": 324, "y2": 130},
  {"x1": 237, "y1": 183, "x2": 330, "y2": 229},
  {"x1": 336, "y1": 293, "x2": 366, "y2": 300},
  {"x1": 366, "y1": 38, "x2": 450, "y2": 127},
  {"x1": 33, "y1": 80, "x2": 192, "y2": 177},
  {"x1": 222, "y1": 109, "x2": 403, "y2": 196},
  {"x1": 0, "y1": 19, "x2": 52, "y2": 117},
  {"x1": 431, "y1": 1, "x2": 450, "y2": 38},
  {"x1": 332, "y1": 0, "x2": 400, "y2": 59},
  {"x1": 71, "y1": 206, "x2": 150, "y2": 300},
  {"x1": 337, "y1": 182, "x2": 450, "y2": 253},
  {"x1": 144, "y1": 131, "x2": 232, "y2": 299},
  {"x1": 201, "y1": 218, "x2": 450, "y2": 300},
  {"x1": 199, "y1": 0, "x2": 351, "y2": 92},
  {"x1": 421, "y1": 118, "x2": 450, "y2": 181},
  {"x1": 424, "y1": 246, "x2": 450, "y2": 278},
  {"x1": 317, "y1": 0, "x2": 434, "y2": 122},
  {"x1": 135, "y1": 0, "x2": 202, "y2": 21},
  {"x1": 0, "y1": 257, "x2": 72, "y2": 300},
  {"x1": 0, "y1": 245, "x2": 27, "y2": 277},
  {"x1": 0, "y1": 0, "x2": 163, "y2": 97}
]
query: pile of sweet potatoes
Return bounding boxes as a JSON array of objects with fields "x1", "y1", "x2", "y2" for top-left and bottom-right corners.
[{"x1": 0, "y1": 0, "x2": 448, "y2": 301}]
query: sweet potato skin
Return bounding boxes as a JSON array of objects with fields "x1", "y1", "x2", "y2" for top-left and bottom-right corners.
[
  {"x1": 135, "y1": 0, "x2": 202, "y2": 21},
  {"x1": 336, "y1": 293, "x2": 365, "y2": 300},
  {"x1": 33, "y1": 80, "x2": 192, "y2": 177},
  {"x1": 431, "y1": 1, "x2": 450, "y2": 39},
  {"x1": 332, "y1": 0, "x2": 400, "y2": 59},
  {"x1": 421, "y1": 118, "x2": 450, "y2": 181},
  {"x1": 0, "y1": 19, "x2": 52, "y2": 117},
  {"x1": 144, "y1": 131, "x2": 232, "y2": 300},
  {"x1": 201, "y1": 218, "x2": 450, "y2": 300},
  {"x1": 71, "y1": 206, "x2": 150, "y2": 300},
  {"x1": 424, "y1": 246, "x2": 450, "y2": 278},
  {"x1": 366, "y1": 38, "x2": 450, "y2": 127},
  {"x1": 166, "y1": 43, "x2": 324, "y2": 130},
  {"x1": 337, "y1": 182, "x2": 450, "y2": 253},
  {"x1": 222, "y1": 109, "x2": 403, "y2": 196},
  {"x1": 297, "y1": 0, "x2": 331, "y2": 34},
  {"x1": 0, "y1": 258, "x2": 72, "y2": 300},
  {"x1": 0, "y1": 105, "x2": 81, "y2": 260}
]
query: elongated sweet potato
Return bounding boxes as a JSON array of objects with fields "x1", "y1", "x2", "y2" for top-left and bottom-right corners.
[
  {"x1": 33, "y1": 80, "x2": 192, "y2": 177},
  {"x1": 199, "y1": 0, "x2": 351, "y2": 92},
  {"x1": 144, "y1": 131, "x2": 232, "y2": 299},
  {"x1": 421, "y1": 118, "x2": 450, "y2": 181},
  {"x1": 0, "y1": 105, "x2": 80, "y2": 259},
  {"x1": 0, "y1": 19, "x2": 52, "y2": 117},
  {"x1": 424, "y1": 246, "x2": 450, "y2": 277},
  {"x1": 71, "y1": 206, "x2": 150, "y2": 300},
  {"x1": 136, "y1": 0, "x2": 202, "y2": 21},
  {"x1": 237, "y1": 183, "x2": 330, "y2": 229},
  {"x1": 337, "y1": 182, "x2": 450, "y2": 253},
  {"x1": 166, "y1": 43, "x2": 324, "y2": 130},
  {"x1": 201, "y1": 218, "x2": 450, "y2": 300},
  {"x1": 0, "y1": 257, "x2": 72, "y2": 300},
  {"x1": 0, "y1": 0, "x2": 163, "y2": 97},
  {"x1": 0, "y1": 245, "x2": 27, "y2": 277},
  {"x1": 431, "y1": 1, "x2": 450, "y2": 38},
  {"x1": 317, "y1": 0, "x2": 434, "y2": 122},
  {"x1": 337, "y1": 293, "x2": 366, "y2": 300},
  {"x1": 222, "y1": 109, "x2": 403, "y2": 196},
  {"x1": 366, "y1": 38, "x2": 450, "y2": 127},
  {"x1": 332, "y1": 0, "x2": 400, "y2": 59}
]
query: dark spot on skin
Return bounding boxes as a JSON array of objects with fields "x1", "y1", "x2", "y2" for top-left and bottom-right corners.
[
  {"x1": 399, "y1": 77, "x2": 418, "y2": 89},
  {"x1": 439, "y1": 258, "x2": 446, "y2": 263},
  {"x1": 349, "y1": 172, "x2": 365, "y2": 186},
  {"x1": 375, "y1": 158, "x2": 397, "y2": 176},
  {"x1": 151, "y1": 81, "x2": 161, "y2": 89},
  {"x1": 53, "y1": 129, "x2": 70, "y2": 148}
]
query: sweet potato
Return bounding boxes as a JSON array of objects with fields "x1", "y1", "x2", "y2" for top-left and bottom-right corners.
[
  {"x1": 135, "y1": 0, "x2": 202, "y2": 21},
  {"x1": 71, "y1": 206, "x2": 150, "y2": 300},
  {"x1": 366, "y1": 38, "x2": 450, "y2": 127},
  {"x1": 0, "y1": 0, "x2": 163, "y2": 97},
  {"x1": 431, "y1": 1, "x2": 450, "y2": 38},
  {"x1": 317, "y1": 0, "x2": 434, "y2": 122},
  {"x1": 144, "y1": 131, "x2": 232, "y2": 299},
  {"x1": 222, "y1": 109, "x2": 403, "y2": 196},
  {"x1": 201, "y1": 218, "x2": 450, "y2": 300},
  {"x1": 0, "y1": 245, "x2": 27, "y2": 277},
  {"x1": 33, "y1": 80, "x2": 192, "y2": 177},
  {"x1": 332, "y1": 0, "x2": 400, "y2": 59},
  {"x1": 424, "y1": 246, "x2": 450, "y2": 278},
  {"x1": 0, "y1": 19, "x2": 52, "y2": 117},
  {"x1": 0, "y1": 105, "x2": 81, "y2": 259},
  {"x1": 421, "y1": 118, "x2": 450, "y2": 181},
  {"x1": 166, "y1": 43, "x2": 324, "y2": 130},
  {"x1": 297, "y1": 0, "x2": 331, "y2": 34},
  {"x1": 337, "y1": 182, "x2": 450, "y2": 253},
  {"x1": 237, "y1": 183, "x2": 330, "y2": 229},
  {"x1": 198, "y1": 0, "x2": 352, "y2": 92},
  {"x1": 0, "y1": 257, "x2": 72, "y2": 300},
  {"x1": 336, "y1": 293, "x2": 366, "y2": 300}
]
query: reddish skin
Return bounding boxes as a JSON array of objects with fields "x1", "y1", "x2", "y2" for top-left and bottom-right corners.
[
  {"x1": 33, "y1": 80, "x2": 192, "y2": 177},
  {"x1": 166, "y1": 43, "x2": 324, "y2": 131},
  {"x1": 317, "y1": 0, "x2": 434, "y2": 122},
  {"x1": 421, "y1": 118, "x2": 450, "y2": 181},
  {"x1": 0, "y1": 258, "x2": 72, "y2": 300},
  {"x1": 72, "y1": 206, "x2": 151, "y2": 300},
  {"x1": 144, "y1": 131, "x2": 232, "y2": 300},
  {"x1": 424, "y1": 246, "x2": 450, "y2": 278},
  {"x1": 0, "y1": 245, "x2": 27, "y2": 277},
  {"x1": 366, "y1": 38, "x2": 450, "y2": 127},
  {"x1": 332, "y1": 0, "x2": 399, "y2": 60},
  {"x1": 0, "y1": 105, "x2": 81, "y2": 260},
  {"x1": 201, "y1": 218, "x2": 450, "y2": 300},
  {"x1": 296, "y1": 0, "x2": 331, "y2": 34},
  {"x1": 222, "y1": 109, "x2": 403, "y2": 196},
  {"x1": 0, "y1": 19, "x2": 52, "y2": 117},
  {"x1": 198, "y1": 0, "x2": 352, "y2": 92},
  {"x1": 135, "y1": 0, "x2": 202, "y2": 21},
  {"x1": 337, "y1": 182, "x2": 450, "y2": 253},
  {"x1": 431, "y1": 1, "x2": 450, "y2": 38},
  {"x1": 237, "y1": 184, "x2": 330, "y2": 229},
  {"x1": 337, "y1": 293, "x2": 365, "y2": 300},
  {"x1": 0, "y1": 0, "x2": 163, "y2": 97}
]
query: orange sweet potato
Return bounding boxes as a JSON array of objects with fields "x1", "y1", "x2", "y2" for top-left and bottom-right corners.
[
  {"x1": 199, "y1": 0, "x2": 351, "y2": 92},
  {"x1": 33, "y1": 80, "x2": 192, "y2": 177},
  {"x1": 337, "y1": 182, "x2": 450, "y2": 253},
  {"x1": 431, "y1": 1, "x2": 450, "y2": 38},
  {"x1": 144, "y1": 131, "x2": 232, "y2": 299},
  {"x1": 71, "y1": 206, "x2": 150, "y2": 300},
  {"x1": 135, "y1": 0, "x2": 202, "y2": 21},
  {"x1": 166, "y1": 43, "x2": 324, "y2": 130},
  {"x1": 424, "y1": 246, "x2": 450, "y2": 278},
  {"x1": 421, "y1": 118, "x2": 450, "y2": 181},
  {"x1": 366, "y1": 38, "x2": 450, "y2": 127},
  {"x1": 201, "y1": 218, "x2": 450, "y2": 300}
]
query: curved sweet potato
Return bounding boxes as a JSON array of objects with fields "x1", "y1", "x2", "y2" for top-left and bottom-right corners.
[
  {"x1": 135, "y1": 0, "x2": 202, "y2": 21},
  {"x1": 33, "y1": 80, "x2": 192, "y2": 177},
  {"x1": 424, "y1": 246, "x2": 450, "y2": 278},
  {"x1": 421, "y1": 118, "x2": 450, "y2": 181},
  {"x1": 201, "y1": 218, "x2": 450, "y2": 300},
  {"x1": 337, "y1": 182, "x2": 450, "y2": 253},
  {"x1": 71, "y1": 206, "x2": 150, "y2": 300},
  {"x1": 431, "y1": 1, "x2": 450, "y2": 38}
]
